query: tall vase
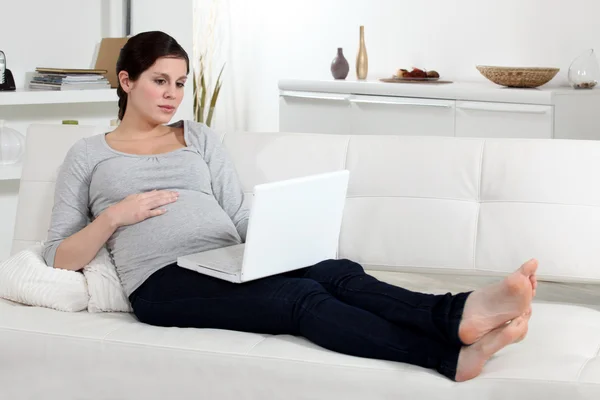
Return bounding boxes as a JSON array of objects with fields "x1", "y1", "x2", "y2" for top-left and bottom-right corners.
[
  {"x1": 356, "y1": 26, "x2": 368, "y2": 80},
  {"x1": 331, "y1": 48, "x2": 350, "y2": 80}
]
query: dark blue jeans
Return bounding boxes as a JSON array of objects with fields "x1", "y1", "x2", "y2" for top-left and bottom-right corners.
[{"x1": 129, "y1": 259, "x2": 470, "y2": 380}]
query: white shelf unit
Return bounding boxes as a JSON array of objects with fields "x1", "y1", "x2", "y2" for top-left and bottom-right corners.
[
  {"x1": 0, "y1": 88, "x2": 117, "y2": 106},
  {"x1": 0, "y1": 88, "x2": 119, "y2": 179}
]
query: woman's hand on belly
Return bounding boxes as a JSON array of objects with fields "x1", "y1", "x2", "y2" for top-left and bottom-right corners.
[{"x1": 104, "y1": 190, "x2": 179, "y2": 228}]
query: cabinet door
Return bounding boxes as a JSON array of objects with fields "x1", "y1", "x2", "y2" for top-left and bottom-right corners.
[
  {"x1": 456, "y1": 101, "x2": 553, "y2": 139},
  {"x1": 349, "y1": 95, "x2": 456, "y2": 136},
  {"x1": 279, "y1": 91, "x2": 352, "y2": 134}
]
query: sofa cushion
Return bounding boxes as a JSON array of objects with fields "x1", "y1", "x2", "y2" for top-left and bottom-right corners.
[
  {"x1": 11, "y1": 124, "x2": 104, "y2": 255},
  {"x1": 0, "y1": 242, "x2": 130, "y2": 313},
  {"x1": 0, "y1": 243, "x2": 88, "y2": 312},
  {"x1": 476, "y1": 139, "x2": 600, "y2": 282},
  {"x1": 84, "y1": 247, "x2": 132, "y2": 313}
]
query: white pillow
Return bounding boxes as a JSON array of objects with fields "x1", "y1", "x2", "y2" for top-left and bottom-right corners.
[
  {"x1": 83, "y1": 247, "x2": 132, "y2": 313},
  {"x1": 0, "y1": 243, "x2": 88, "y2": 312}
]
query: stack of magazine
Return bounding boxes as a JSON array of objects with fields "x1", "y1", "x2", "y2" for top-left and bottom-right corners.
[{"x1": 28, "y1": 68, "x2": 110, "y2": 91}]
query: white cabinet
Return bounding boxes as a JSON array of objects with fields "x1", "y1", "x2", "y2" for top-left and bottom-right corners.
[
  {"x1": 278, "y1": 80, "x2": 600, "y2": 140},
  {"x1": 349, "y1": 95, "x2": 455, "y2": 136},
  {"x1": 279, "y1": 91, "x2": 351, "y2": 134},
  {"x1": 455, "y1": 101, "x2": 554, "y2": 139}
]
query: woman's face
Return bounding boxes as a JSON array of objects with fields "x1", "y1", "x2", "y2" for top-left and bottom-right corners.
[{"x1": 121, "y1": 56, "x2": 188, "y2": 125}]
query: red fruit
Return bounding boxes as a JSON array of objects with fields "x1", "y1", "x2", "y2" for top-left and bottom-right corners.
[{"x1": 410, "y1": 68, "x2": 427, "y2": 78}]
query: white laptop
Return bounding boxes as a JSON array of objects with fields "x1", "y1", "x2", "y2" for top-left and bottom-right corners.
[{"x1": 177, "y1": 170, "x2": 350, "y2": 283}]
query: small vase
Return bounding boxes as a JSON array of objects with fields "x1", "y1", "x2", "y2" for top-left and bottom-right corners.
[
  {"x1": 568, "y1": 49, "x2": 600, "y2": 89},
  {"x1": 330, "y1": 48, "x2": 350, "y2": 80},
  {"x1": 356, "y1": 26, "x2": 368, "y2": 80}
]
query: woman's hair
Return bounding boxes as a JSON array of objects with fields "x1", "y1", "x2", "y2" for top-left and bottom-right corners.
[{"x1": 115, "y1": 31, "x2": 190, "y2": 120}]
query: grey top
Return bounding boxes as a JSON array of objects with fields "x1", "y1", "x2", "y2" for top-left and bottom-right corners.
[{"x1": 42, "y1": 120, "x2": 249, "y2": 296}]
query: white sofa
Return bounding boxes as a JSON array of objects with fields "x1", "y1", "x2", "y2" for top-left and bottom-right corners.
[{"x1": 2, "y1": 123, "x2": 600, "y2": 399}]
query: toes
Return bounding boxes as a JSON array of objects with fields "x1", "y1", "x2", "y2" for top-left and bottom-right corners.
[
  {"x1": 508, "y1": 309, "x2": 532, "y2": 336},
  {"x1": 515, "y1": 324, "x2": 529, "y2": 343},
  {"x1": 507, "y1": 315, "x2": 528, "y2": 336},
  {"x1": 516, "y1": 313, "x2": 530, "y2": 342},
  {"x1": 530, "y1": 275, "x2": 538, "y2": 289},
  {"x1": 520, "y1": 259, "x2": 539, "y2": 277}
]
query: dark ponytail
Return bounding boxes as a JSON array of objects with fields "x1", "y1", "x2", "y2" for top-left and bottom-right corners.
[
  {"x1": 117, "y1": 85, "x2": 128, "y2": 121},
  {"x1": 115, "y1": 31, "x2": 190, "y2": 120}
]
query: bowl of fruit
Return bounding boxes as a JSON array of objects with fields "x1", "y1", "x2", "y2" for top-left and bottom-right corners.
[{"x1": 395, "y1": 67, "x2": 440, "y2": 81}]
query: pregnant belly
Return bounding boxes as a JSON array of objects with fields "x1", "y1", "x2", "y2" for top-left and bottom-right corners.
[{"x1": 107, "y1": 191, "x2": 242, "y2": 267}]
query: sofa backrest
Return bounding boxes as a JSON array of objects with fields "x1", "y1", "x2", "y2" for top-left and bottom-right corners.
[
  {"x1": 13, "y1": 124, "x2": 600, "y2": 284},
  {"x1": 12, "y1": 124, "x2": 106, "y2": 254}
]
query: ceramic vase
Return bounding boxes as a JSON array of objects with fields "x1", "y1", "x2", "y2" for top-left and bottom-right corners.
[
  {"x1": 331, "y1": 48, "x2": 350, "y2": 80},
  {"x1": 356, "y1": 26, "x2": 368, "y2": 80}
]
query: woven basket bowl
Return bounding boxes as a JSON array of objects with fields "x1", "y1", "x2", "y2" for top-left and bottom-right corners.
[{"x1": 476, "y1": 66, "x2": 560, "y2": 88}]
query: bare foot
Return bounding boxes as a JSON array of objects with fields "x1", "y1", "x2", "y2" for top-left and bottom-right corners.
[
  {"x1": 455, "y1": 313, "x2": 529, "y2": 382},
  {"x1": 458, "y1": 259, "x2": 537, "y2": 345}
]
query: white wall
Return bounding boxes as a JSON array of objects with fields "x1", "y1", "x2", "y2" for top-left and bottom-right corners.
[
  {"x1": 1, "y1": 0, "x2": 125, "y2": 90},
  {"x1": 215, "y1": 0, "x2": 600, "y2": 132}
]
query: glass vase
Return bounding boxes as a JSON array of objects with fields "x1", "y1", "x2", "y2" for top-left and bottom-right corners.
[
  {"x1": 568, "y1": 49, "x2": 600, "y2": 89},
  {"x1": 0, "y1": 120, "x2": 25, "y2": 165}
]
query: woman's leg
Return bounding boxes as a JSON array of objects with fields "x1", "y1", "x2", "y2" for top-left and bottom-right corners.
[
  {"x1": 292, "y1": 259, "x2": 469, "y2": 347},
  {"x1": 130, "y1": 264, "x2": 462, "y2": 379},
  {"x1": 298, "y1": 258, "x2": 536, "y2": 346}
]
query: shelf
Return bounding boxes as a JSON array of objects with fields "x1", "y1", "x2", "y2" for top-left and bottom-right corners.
[
  {"x1": 0, "y1": 88, "x2": 118, "y2": 106},
  {"x1": 0, "y1": 164, "x2": 22, "y2": 181}
]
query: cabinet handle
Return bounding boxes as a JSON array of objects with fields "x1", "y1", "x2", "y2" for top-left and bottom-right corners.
[
  {"x1": 280, "y1": 92, "x2": 349, "y2": 102},
  {"x1": 457, "y1": 104, "x2": 548, "y2": 114},
  {"x1": 350, "y1": 99, "x2": 452, "y2": 108}
]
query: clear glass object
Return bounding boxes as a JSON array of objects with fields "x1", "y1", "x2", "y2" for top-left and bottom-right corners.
[
  {"x1": 568, "y1": 49, "x2": 600, "y2": 89},
  {"x1": 0, "y1": 51, "x2": 5, "y2": 85},
  {"x1": 0, "y1": 120, "x2": 25, "y2": 165}
]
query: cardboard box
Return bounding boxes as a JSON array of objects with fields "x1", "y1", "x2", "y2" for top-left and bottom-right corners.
[{"x1": 95, "y1": 37, "x2": 129, "y2": 88}]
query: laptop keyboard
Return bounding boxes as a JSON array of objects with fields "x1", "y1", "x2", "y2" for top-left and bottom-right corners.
[{"x1": 198, "y1": 245, "x2": 245, "y2": 274}]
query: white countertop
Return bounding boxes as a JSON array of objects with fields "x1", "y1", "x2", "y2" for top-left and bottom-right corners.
[{"x1": 278, "y1": 79, "x2": 600, "y2": 105}]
